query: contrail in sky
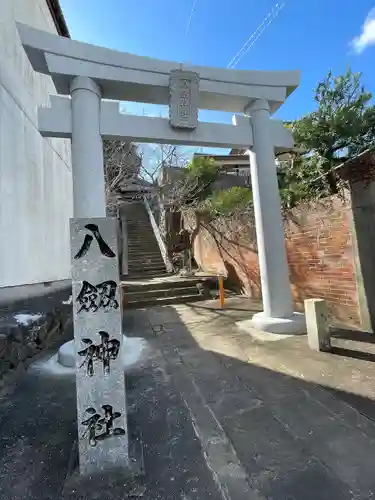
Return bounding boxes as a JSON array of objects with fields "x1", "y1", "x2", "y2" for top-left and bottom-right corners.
[
  {"x1": 227, "y1": 3, "x2": 285, "y2": 68},
  {"x1": 185, "y1": 0, "x2": 198, "y2": 37}
]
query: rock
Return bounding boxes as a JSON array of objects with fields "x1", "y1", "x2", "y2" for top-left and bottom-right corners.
[
  {"x1": 26, "y1": 342, "x2": 38, "y2": 358},
  {"x1": 9, "y1": 326, "x2": 24, "y2": 344},
  {"x1": 37, "y1": 325, "x2": 48, "y2": 344},
  {"x1": 0, "y1": 359, "x2": 10, "y2": 377},
  {"x1": 0, "y1": 334, "x2": 9, "y2": 359},
  {"x1": 16, "y1": 344, "x2": 27, "y2": 362}
]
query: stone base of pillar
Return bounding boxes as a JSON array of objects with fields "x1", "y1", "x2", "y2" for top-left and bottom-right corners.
[
  {"x1": 57, "y1": 338, "x2": 150, "y2": 372},
  {"x1": 236, "y1": 311, "x2": 306, "y2": 336}
]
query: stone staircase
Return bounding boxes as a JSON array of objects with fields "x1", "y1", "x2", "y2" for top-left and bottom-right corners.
[
  {"x1": 125, "y1": 201, "x2": 168, "y2": 280},
  {"x1": 121, "y1": 200, "x2": 209, "y2": 308},
  {"x1": 121, "y1": 276, "x2": 209, "y2": 309}
]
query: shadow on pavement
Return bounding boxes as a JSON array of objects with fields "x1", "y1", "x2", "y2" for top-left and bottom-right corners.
[
  {"x1": 1, "y1": 303, "x2": 375, "y2": 499},
  {"x1": 329, "y1": 345, "x2": 375, "y2": 362},
  {"x1": 129, "y1": 304, "x2": 375, "y2": 500}
]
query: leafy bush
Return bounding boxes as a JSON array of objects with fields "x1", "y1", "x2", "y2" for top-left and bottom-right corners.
[
  {"x1": 184, "y1": 157, "x2": 219, "y2": 188},
  {"x1": 206, "y1": 187, "x2": 253, "y2": 216},
  {"x1": 173, "y1": 156, "x2": 219, "y2": 208}
]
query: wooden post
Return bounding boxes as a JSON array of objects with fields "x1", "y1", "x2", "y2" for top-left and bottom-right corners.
[{"x1": 218, "y1": 275, "x2": 225, "y2": 309}]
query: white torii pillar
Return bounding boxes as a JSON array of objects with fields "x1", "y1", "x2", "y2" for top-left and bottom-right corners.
[
  {"x1": 70, "y1": 76, "x2": 107, "y2": 218},
  {"x1": 237, "y1": 99, "x2": 305, "y2": 334}
]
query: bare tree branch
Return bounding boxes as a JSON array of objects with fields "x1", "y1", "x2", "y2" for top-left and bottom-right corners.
[
  {"x1": 139, "y1": 144, "x2": 188, "y2": 186},
  {"x1": 103, "y1": 140, "x2": 142, "y2": 214}
]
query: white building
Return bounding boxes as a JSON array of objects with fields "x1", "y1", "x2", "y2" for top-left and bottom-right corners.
[
  {"x1": 0, "y1": 0, "x2": 73, "y2": 289},
  {"x1": 193, "y1": 148, "x2": 294, "y2": 181}
]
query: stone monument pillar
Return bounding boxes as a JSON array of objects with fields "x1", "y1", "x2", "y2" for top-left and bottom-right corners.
[{"x1": 70, "y1": 217, "x2": 128, "y2": 475}]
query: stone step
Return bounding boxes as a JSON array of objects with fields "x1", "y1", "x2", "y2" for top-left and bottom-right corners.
[
  {"x1": 128, "y1": 236, "x2": 158, "y2": 241},
  {"x1": 127, "y1": 228, "x2": 155, "y2": 233},
  {"x1": 126, "y1": 217, "x2": 151, "y2": 222},
  {"x1": 126, "y1": 270, "x2": 169, "y2": 280},
  {"x1": 127, "y1": 237, "x2": 156, "y2": 242},
  {"x1": 128, "y1": 265, "x2": 166, "y2": 273},
  {"x1": 125, "y1": 216, "x2": 150, "y2": 220},
  {"x1": 127, "y1": 231, "x2": 154, "y2": 236},
  {"x1": 126, "y1": 223, "x2": 151, "y2": 226},
  {"x1": 128, "y1": 238, "x2": 158, "y2": 243},
  {"x1": 123, "y1": 286, "x2": 200, "y2": 302},
  {"x1": 128, "y1": 255, "x2": 162, "y2": 261},
  {"x1": 124, "y1": 293, "x2": 206, "y2": 309},
  {"x1": 128, "y1": 251, "x2": 163, "y2": 257},
  {"x1": 128, "y1": 261, "x2": 165, "y2": 269},
  {"x1": 128, "y1": 244, "x2": 160, "y2": 250},
  {"x1": 126, "y1": 274, "x2": 169, "y2": 281},
  {"x1": 127, "y1": 232, "x2": 157, "y2": 238},
  {"x1": 128, "y1": 245, "x2": 160, "y2": 252},
  {"x1": 128, "y1": 247, "x2": 161, "y2": 254},
  {"x1": 128, "y1": 245, "x2": 159, "y2": 251},
  {"x1": 128, "y1": 254, "x2": 162, "y2": 260},
  {"x1": 128, "y1": 254, "x2": 164, "y2": 260},
  {"x1": 126, "y1": 219, "x2": 153, "y2": 224},
  {"x1": 128, "y1": 247, "x2": 162, "y2": 253},
  {"x1": 128, "y1": 263, "x2": 165, "y2": 270},
  {"x1": 121, "y1": 277, "x2": 206, "y2": 292}
]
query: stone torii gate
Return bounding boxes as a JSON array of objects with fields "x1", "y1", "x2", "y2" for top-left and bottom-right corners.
[{"x1": 18, "y1": 22, "x2": 305, "y2": 474}]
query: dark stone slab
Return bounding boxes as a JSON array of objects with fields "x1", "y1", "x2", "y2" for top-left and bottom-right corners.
[
  {"x1": 159, "y1": 343, "x2": 262, "y2": 500},
  {"x1": 125, "y1": 357, "x2": 223, "y2": 500},
  {"x1": 0, "y1": 335, "x2": 222, "y2": 500},
  {"x1": 0, "y1": 369, "x2": 77, "y2": 500},
  {"x1": 265, "y1": 392, "x2": 375, "y2": 496},
  {"x1": 221, "y1": 406, "x2": 352, "y2": 500}
]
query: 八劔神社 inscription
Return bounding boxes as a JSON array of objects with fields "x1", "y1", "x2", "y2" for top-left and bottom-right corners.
[
  {"x1": 74, "y1": 223, "x2": 116, "y2": 259},
  {"x1": 76, "y1": 280, "x2": 119, "y2": 313},
  {"x1": 81, "y1": 405, "x2": 126, "y2": 447},
  {"x1": 70, "y1": 217, "x2": 128, "y2": 475},
  {"x1": 78, "y1": 331, "x2": 120, "y2": 376}
]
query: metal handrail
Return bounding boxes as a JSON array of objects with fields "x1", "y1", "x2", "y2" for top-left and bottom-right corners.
[{"x1": 143, "y1": 195, "x2": 173, "y2": 273}]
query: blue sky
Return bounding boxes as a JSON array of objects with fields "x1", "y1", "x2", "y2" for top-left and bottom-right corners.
[{"x1": 59, "y1": 0, "x2": 375, "y2": 162}]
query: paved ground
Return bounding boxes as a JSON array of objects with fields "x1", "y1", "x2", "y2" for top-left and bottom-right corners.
[{"x1": 1, "y1": 297, "x2": 375, "y2": 498}]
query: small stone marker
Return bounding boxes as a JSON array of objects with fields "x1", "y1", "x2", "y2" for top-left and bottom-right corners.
[
  {"x1": 71, "y1": 217, "x2": 128, "y2": 476},
  {"x1": 304, "y1": 298, "x2": 331, "y2": 352},
  {"x1": 169, "y1": 69, "x2": 199, "y2": 130}
]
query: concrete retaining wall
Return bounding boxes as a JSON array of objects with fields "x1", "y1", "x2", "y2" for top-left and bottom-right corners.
[{"x1": 0, "y1": 0, "x2": 73, "y2": 287}]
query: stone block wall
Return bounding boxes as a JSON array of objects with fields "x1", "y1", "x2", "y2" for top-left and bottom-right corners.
[
  {"x1": 0, "y1": 284, "x2": 73, "y2": 390},
  {"x1": 0, "y1": 311, "x2": 64, "y2": 378}
]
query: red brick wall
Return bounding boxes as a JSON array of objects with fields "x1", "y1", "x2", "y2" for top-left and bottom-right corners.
[
  {"x1": 285, "y1": 200, "x2": 359, "y2": 324},
  {"x1": 190, "y1": 197, "x2": 360, "y2": 326}
]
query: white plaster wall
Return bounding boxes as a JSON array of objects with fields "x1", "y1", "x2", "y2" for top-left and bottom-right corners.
[{"x1": 0, "y1": 0, "x2": 73, "y2": 287}]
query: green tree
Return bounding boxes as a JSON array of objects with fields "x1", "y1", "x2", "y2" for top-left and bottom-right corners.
[
  {"x1": 206, "y1": 186, "x2": 253, "y2": 217},
  {"x1": 169, "y1": 156, "x2": 219, "y2": 209},
  {"x1": 290, "y1": 69, "x2": 375, "y2": 194}
]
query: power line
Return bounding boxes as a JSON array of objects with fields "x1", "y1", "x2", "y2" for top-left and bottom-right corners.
[
  {"x1": 227, "y1": 3, "x2": 285, "y2": 69},
  {"x1": 185, "y1": 0, "x2": 198, "y2": 37},
  {"x1": 227, "y1": 5, "x2": 279, "y2": 68}
]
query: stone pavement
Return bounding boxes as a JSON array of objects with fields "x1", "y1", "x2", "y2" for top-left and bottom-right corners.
[
  {"x1": 1, "y1": 296, "x2": 375, "y2": 498},
  {"x1": 135, "y1": 297, "x2": 375, "y2": 499}
]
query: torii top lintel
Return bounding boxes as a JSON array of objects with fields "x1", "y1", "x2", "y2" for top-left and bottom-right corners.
[{"x1": 17, "y1": 22, "x2": 299, "y2": 115}]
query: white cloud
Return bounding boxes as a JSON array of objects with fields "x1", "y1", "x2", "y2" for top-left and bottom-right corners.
[{"x1": 351, "y1": 6, "x2": 375, "y2": 53}]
